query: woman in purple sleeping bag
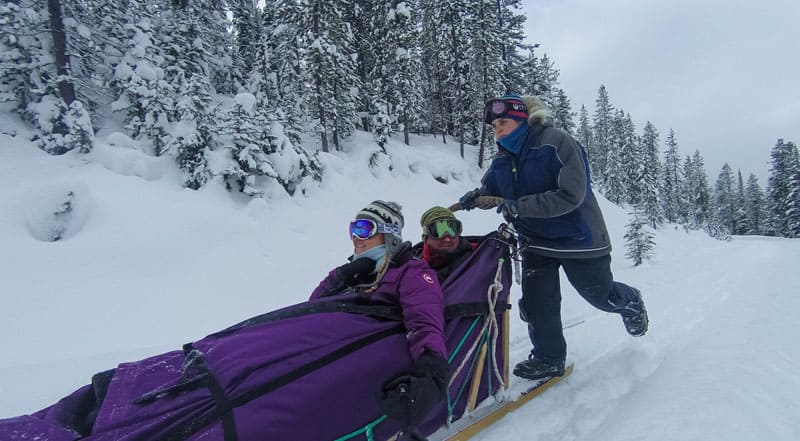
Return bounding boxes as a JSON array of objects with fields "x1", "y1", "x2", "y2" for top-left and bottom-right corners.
[{"x1": 310, "y1": 200, "x2": 450, "y2": 439}]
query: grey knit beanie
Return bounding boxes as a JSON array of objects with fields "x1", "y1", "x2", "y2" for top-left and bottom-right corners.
[{"x1": 355, "y1": 200, "x2": 404, "y2": 256}]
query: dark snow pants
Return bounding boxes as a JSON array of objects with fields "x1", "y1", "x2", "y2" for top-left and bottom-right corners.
[{"x1": 519, "y1": 252, "x2": 641, "y2": 364}]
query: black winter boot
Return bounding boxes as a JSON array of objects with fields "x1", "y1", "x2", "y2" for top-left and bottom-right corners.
[
  {"x1": 621, "y1": 288, "x2": 648, "y2": 337},
  {"x1": 513, "y1": 357, "x2": 565, "y2": 380}
]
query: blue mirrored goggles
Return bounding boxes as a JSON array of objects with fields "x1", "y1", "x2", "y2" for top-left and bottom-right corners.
[{"x1": 349, "y1": 219, "x2": 401, "y2": 240}]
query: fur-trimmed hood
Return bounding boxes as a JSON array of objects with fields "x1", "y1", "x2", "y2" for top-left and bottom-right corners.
[{"x1": 519, "y1": 95, "x2": 552, "y2": 127}]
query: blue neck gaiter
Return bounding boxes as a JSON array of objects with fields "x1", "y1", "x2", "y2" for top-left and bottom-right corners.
[
  {"x1": 353, "y1": 244, "x2": 387, "y2": 274},
  {"x1": 497, "y1": 122, "x2": 529, "y2": 155}
]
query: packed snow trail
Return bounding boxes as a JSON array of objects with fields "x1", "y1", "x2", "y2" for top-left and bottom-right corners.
[{"x1": 475, "y1": 234, "x2": 800, "y2": 441}]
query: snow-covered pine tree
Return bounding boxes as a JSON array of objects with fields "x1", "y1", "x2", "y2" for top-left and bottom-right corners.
[
  {"x1": 359, "y1": 0, "x2": 391, "y2": 147},
  {"x1": 467, "y1": 0, "x2": 506, "y2": 167},
  {"x1": 494, "y1": 0, "x2": 528, "y2": 94},
  {"x1": 302, "y1": 0, "x2": 360, "y2": 152},
  {"x1": 620, "y1": 112, "x2": 641, "y2": 205},
  {"x1": 385, "y1": 1, "x2": 424, "y2": 146},
  {"x1": 660, "y1": 129, "x2": 682, "y2": 224},
  {"x1": 248, "y1": 14, "x2": 277, "y2": 114},
  {"x1": 420, "y1": 2, "x2": 453, "y2": 143},
  {"x1": 604, "y1": 110, "x2": 627, "y2": 205},
  {"x1": 687, "y1": 150, "x2": 712, "y2": 231},
  {"x1": 34, "y1": 97, "x2": 95, "y2": 155},
  {"x1": 639, "y1": 121, "x2": 663, "y2": 228},
  {"x1": 21, "y1": 0, "x2": 95, "y2": 155},
  {"x1": 164, "y1": 5, "x2": 216, "y2": 189},
  {"x1": 110, "y1": 7, "x2": 174, "y2": 156},
  {"x1": 220, "y1": 94, "x2": 275, "y2": 197},
  {"x1": 624, "y1": 204, "x2": 655, "y2": 266},
  {"x1": 786, "y1": 148, "x2": 800, "y2": 238},
  {"x1": 531, "y1": 53, "x2": 559, "y2": 110},
  {"x1": 230, "y1": 0, "x2": 261, "y2": 90},
  {"x1": 592, "y1": 85, "x2": 614, "y2": 187},
  {"x1": 348, "y1": 0, "x2": 379, "y2": 133},
  {"x1": 712, "y1": 163, "x2": 736, "y2": 235},
  {"x1": 609, "y1": 109, "x2": 639, "y2": 206},
  {"x1": 269, "y1": 0, "x2": 307, "y2": 147},
  {"x1": 191, "y1": 0, "x2": 236, "y2": 96},
  {"x1": 1, "y1": 1, "x2": 71, "y2": 134},
  {"x1": 517, "y1": 48, "x2": 539, "y2": 93},
  {"x1": 744, "y1": 173, "x2": 765, "y2": 235},
  {"x1": 553, "y1": 88, "x2": 575, "y2": 134},
  {"x1": 469, "y1": 0, "x2": 506, "y2": 165},
  {"x1": 438, "y1": 0, "x2": 469, "y2": 156},
  {"x1": 0, "y1": 1, "x2": 43, "y2": 119},
  {"x1": 575, "y1": 105, "x2": 594, "y2": 173},
  {"x1": 55, "y1": 0, "x2": 116, "y2": 126},
  {"x1": 733, "y1": 170, "x2": 749, "y2": 235},
  {"x1": 765, "y1": 139, "x2": 799, "y2": 236},
  {"x1": 361, "y1": 0, "x2": 423, "y2": 150}
]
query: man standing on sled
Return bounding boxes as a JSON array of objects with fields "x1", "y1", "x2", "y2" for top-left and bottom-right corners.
[{"x1": 459, "y1": 94, "x2": 649, "y2": 380}]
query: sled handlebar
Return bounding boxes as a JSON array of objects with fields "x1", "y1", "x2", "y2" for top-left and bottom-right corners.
[{"x1": 448, "y1": 196, "x2": 504, "y2": 212}]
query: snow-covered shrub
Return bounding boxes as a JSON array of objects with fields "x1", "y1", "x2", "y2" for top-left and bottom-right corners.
[{"x1": 23, "y1": 182, "x2": 93, "y2": 242}]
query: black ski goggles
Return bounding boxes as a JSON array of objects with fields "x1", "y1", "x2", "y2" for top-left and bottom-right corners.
[
  {"x1": 349, "y1": 219, "x2": 401, "y2": 240},
  {"x1": 483, "y1": 98, "x2": 528, "y2": 124},
  {"x1": 425, "y1": 219, "x2": 462, "y2": 239}
]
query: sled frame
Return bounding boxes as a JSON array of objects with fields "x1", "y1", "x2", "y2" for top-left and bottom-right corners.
[{"x1": 429, "y1": 364, "x2": 573, "y2": 441}]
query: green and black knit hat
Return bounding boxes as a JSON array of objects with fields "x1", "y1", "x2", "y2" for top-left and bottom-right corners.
[{"x1": 419, "y1": 206, "x2": 457, "y2": 239}]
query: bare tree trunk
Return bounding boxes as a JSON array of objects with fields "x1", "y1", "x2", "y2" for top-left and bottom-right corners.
[
  {"x1": 316, "y1": 76, "x2": 329, "y2": 153},
  {"x1": 403, "y1": 115, "x2": 410, "y2": 145},
  {"x1": 437, "y1": 81, "x2": 447, "y2": 144},
  {"x1": 447, "y1": 5, "x2": 464, "y2": 157},
  {"x1": 47, "y1": 0, "x2": 76, "y2": 106},
  {"x1": 495, "y1": 0, "x2": 511, "y2": 94},
  {"x1": 311, "y1": 5, "x2": 328, "y2": 152},
  {"x1": 478, "y1": 120, "x2": 486, "y2": 168},
  {"x1": 332, "y1": 81, "x2": 340, "y2": 151}
]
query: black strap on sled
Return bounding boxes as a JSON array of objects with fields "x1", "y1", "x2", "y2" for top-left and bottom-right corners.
[
  {"x1": 209, "y1": 300, "x2": 510, "y2": 341},
  {"x1": 206, "y1": 369, "x2": 238, "y2": 441},
  {"x1": 206, "y1": 301, "x2": 406, "y2": 338}
]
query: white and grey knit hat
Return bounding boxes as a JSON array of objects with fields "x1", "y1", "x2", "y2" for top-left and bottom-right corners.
[{"x1": 355, "y1": 200, "x2": 404, "y2": 255}]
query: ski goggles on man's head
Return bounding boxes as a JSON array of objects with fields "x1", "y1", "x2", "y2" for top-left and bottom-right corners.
[
  {"x1": 425, "y1": 219, "x2": 462, "y2": 239},
  {"x1": 349, "y1": 219, "x2": 401, "y2": 240},
  {"x1": 483, "y1": 98, "x2": 528, "y2": 124}
]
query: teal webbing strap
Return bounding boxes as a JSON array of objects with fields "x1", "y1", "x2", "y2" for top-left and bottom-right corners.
[
  {"x1": 446, "y1": 316, "x2": 482, "y2": 419},
  {"x1": 449, "y1": 316, "x2": 482, "y2": 364},
  {"x1": 449, "y1": 329, "x2": 489, "y2": 415},
  {"x1": 333, "y1": 415, "x2": 387, "y2": 441}
]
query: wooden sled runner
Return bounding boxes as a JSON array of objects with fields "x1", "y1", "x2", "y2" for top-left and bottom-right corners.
[{"x1": 429, "y1": 365, "x2": 574, "y2": 441}]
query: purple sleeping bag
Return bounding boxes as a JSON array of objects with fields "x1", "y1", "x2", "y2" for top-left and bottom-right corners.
[{"x1": 0, "y1": 232, "x2": 511, "y2": 441}]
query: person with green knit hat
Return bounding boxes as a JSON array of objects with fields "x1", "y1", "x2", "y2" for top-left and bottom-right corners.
[{"x1": 415, "y1": 206, "x2": 476, "y2": 284}]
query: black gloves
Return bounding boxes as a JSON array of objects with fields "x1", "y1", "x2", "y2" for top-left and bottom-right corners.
[
  {"x1": 458, "y1": 188, "x2": 483, "y2": 211},
  {"x1": 334, "y1": 257, "x2": 376, "y2": 287},
  {"x1": 379, "y1": 351, "x2": 450, "y2": 429}
]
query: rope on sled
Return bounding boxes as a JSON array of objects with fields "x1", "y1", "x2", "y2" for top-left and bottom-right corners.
[
  {"x1": 443, "y1": 256, "x2": 506, "y2": 423},
  {"x1": 447, "y1": 258, "x2": 505, "y2": 390}
]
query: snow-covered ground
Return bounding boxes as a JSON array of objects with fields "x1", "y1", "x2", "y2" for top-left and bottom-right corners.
[{"x1": 1, "y1": 116, "x2": 799, "y2": 440}]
